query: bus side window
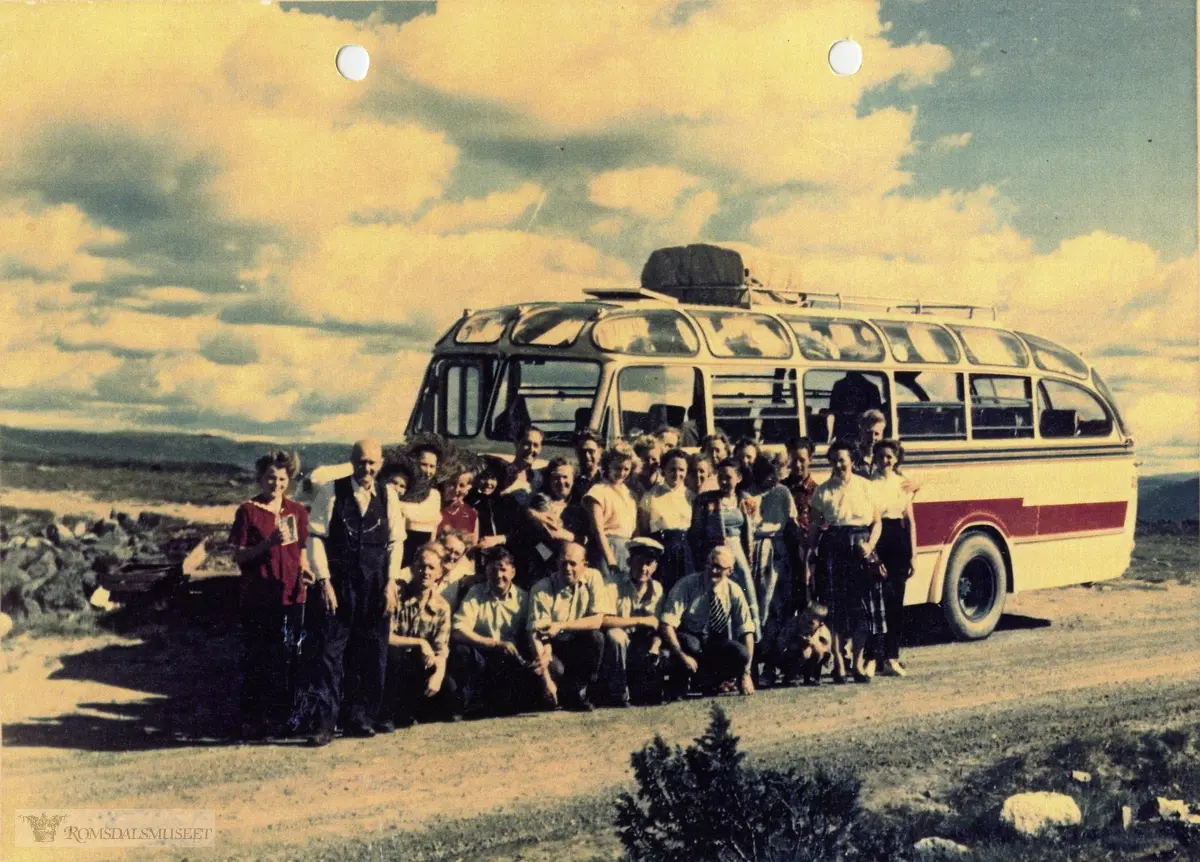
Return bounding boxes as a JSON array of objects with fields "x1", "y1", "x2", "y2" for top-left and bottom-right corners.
[
  {"x1": 802, "y1": 370, "x2": 890, "y2": 444},
  {"x1": 895, "y1": 371, "x2": 966, "y2": 441},
  {"x1": 1038, "y1": 379, "x2": 1113, "y2": 438},
  {"x1": 712, "y1": 366, "x2": 800, "y2": 445},
  {"x1": 617, "y1": 366, "x2": 705, "y2": 442},
  {"x1": 969, "y1": 375, "x2": 1033, "y2": 439}
]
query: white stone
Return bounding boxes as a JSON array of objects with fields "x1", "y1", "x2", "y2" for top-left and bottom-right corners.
[
  {"x1": 1000, "y1": 791, "x2": 1082, "y2": 836},
  {"x1": 1071, "y1": 770, "x2": 1092, "y2": 783},
  {"x1": 1142, "y1": 797, "x2": 1190, "y2": 821},
  {"x1": 914, "y1": 836, "x2": 970, "y2": 859},
  {"x1": 1121, "y1": 805, "x2": 1133, "y2": 831}
]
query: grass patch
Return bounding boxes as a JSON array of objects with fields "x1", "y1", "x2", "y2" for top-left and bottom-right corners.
[{"x1": 1126, "y1": 524, "x2": 1199, "y2": 587}]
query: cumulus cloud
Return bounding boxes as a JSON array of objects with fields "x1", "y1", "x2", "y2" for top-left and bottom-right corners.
[
  {"x1": 589, "y1": 166, "x2": 701, "y2": 218},
  {"x1": 933, "y1": 132, "x2": 973, "y2": 149}
]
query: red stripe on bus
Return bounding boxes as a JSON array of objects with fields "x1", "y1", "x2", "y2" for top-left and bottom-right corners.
[{"x1": 912, "y1": 499, "x2": 1128, "y2": 548}]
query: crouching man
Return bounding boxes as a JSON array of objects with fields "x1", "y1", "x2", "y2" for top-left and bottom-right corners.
[
  {"x1": 660, "y1": 546, "x2": 756, "y2": 698},
  {"x1": 379, "y1": 542, "x2": 455, "y2": 730},
  {"x1": 449, "y1": 548, "x2": 538, "y2": 718},
  {"x1": 528, "y1": 543, "x2": 611, "y2": 712},
  {"x1": 601, "y1": 537, "x2": 666, "y2": 706}
]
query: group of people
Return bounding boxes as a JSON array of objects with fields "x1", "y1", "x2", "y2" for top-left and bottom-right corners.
[{"x1": 229, "y1": 409, "x2": 919, "y2": 746}]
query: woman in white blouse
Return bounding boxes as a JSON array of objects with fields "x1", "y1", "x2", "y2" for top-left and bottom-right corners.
[
  {"x1": 870, "y1": 439, "x2": 918, "y2": 677},
  {"x1": 399, "y1": 442, "x2": 443, "y2": 567},
  {"x1": 807, "y1": 440, "x2": 883, "y2": 684},
  {"x1": 584, "y1": 441, "x2": 639, "y2": 579},
  {"x1": 637, "y1": 448, "x2": 695, "y2": 592}
]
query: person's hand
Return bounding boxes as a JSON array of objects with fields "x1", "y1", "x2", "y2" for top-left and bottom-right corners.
[
  {"x1": 648, "y1": 642, "x2": 661, "y2": 657},
  {"x1": 497, "y1": 640, "x2": 521, "y2": 659},
  {"x1": 544, "y1": 621, "x2": 563, "y2": 639},
  {"x1": 418, "y1": 639, "x2": 436, "y2": 667},
  {"x1": 908, "y1": 556, "x2": 917, "y2": 577},
  {"x1": 320, "y1": 579, "x2": 338, "y2": 615},
  {"x1": 266, "y1": 527, "x2": 285, "y2": 547},
  {"x1": 680, "y1": 654, "x2": 699, "y2": 675},
  {"x1": 424, "y1": 678, "x2": 441, "y2": 698},
  {"x1": 638, "y1": 615, "x2": 658, "y2": 630},
  {"x1": 300, "y1": 566, "x2": 317, "y2": 586},
  {"x1": 384, "y1": 579, "x2": 398, "y2": 617},
  {"x1": 900, "y1": 477, "x2": 922, "y2": 495},
  {"x1": 478, "y1": 535, "x2": 504, "y2": 549},
  {"x1": 741, "y1": 497, "x2": 760, "y2": 517},
  {"x1": 739, "y1": 672, "x2": 756, "y2": 695},
  {"x1": 859, "y1": 542, "x2": 875, "y2": 557}
]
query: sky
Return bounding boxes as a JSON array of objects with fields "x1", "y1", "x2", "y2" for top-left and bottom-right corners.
[{"x1": 0, "y1": 0, "x2": 1196, "y2": 473}]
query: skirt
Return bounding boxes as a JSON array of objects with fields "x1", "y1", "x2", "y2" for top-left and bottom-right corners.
[
  {"x1": 724, "y1": 535, "x2": 760, "y2": 642},
  {"x1": 816, "y1": 525, "x2": 886, "y2": 640},
  {"x1": 751, "y1": 532, "x2": 792, "y2": 641},
  {"x1": 595, "y1": 534, "x2": 631, "y2": 581},
  {"x1": 653, "y1": 529, "x2": 694, "y2": 594}
]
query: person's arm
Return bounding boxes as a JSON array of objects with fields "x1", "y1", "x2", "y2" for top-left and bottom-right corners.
[
  {"x1": 231, "y1": 507, "x2": 282, "y2": 565},
  {"x1": 386, "y1": 488, "x2": 407, "y2": 583},
  {"x1": 905, "y1": 499, "x2": 919, "y2": 576},
  {"x1": 863, "y1": 508, "x2": 883, "y2": 556},
  {"x1": 585, "y1": 496, "x2": 615, "y2": 567},
  {"x1": 740, "y1": 632, "x2": 756, "y2": 694}
]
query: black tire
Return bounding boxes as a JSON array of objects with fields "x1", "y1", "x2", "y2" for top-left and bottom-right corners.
[{"x1": 941, "y1": 533, "x2": 1007, "y2": 640}]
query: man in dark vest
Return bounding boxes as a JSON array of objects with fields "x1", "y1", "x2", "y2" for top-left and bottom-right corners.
[{"x1": 305, "y1": 439, "x2": 403, "y2": 746}]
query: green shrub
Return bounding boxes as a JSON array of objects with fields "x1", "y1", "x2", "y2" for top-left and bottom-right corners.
[{"x1": 615, "y1": 705, "x2": 912, "y2": 862}]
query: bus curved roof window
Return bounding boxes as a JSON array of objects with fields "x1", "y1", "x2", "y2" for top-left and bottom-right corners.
[
  {"x1": 454, "y1": 307, "x2": 518, "y2": 344},
  {"x1": 781, "y1": 315, "x2": 885, "y2": 362},
  {"x1": 692, "y1": 310, "x2": 792, "y2": 359},
  {"x1": 511, "y1": 304, "x2": 602, "y2": 348},
  {"x1": 592, "y1": 310, "x2": 700, "y2": 356},
  {"x1": 1017, "y1": 331, "x2": 1089, "y2": 378},
  {"x1": 951, "y1": 325, "x2": 1029, "y2": 367},
  {"x1": 873, "y1": 320, "x2": 960, "y2": 364},
  {"x1": 1091, "y1": 369, "x2": 1130, "y2": 437}
]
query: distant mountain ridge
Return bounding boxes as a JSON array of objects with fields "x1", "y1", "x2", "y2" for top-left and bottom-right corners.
[
  {"x1": 1138, "y1": 475, "x2": 1200, "y2": 522},
  {"x1": 0, "y1": 425, "x2": 356, "y2": 475}
]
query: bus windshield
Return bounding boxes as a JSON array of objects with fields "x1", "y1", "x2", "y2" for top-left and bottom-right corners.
[{"x1": 487, "y1": 358, "x2": 601, "y2": 444}]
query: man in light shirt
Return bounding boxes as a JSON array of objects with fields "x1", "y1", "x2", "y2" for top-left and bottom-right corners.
[
  {"x1": 304, "y1": 439, "x2": 405, "y2": 746},
  {"x1": 601, "y1": 537, "x2": 665, "y2": 706},
  {"x1": 450, "y1": 548, "x2": 536, "y2": 717},
  {"x1": 660, "y1": 546, "x2": 757, "y2": 699},
  {"x1": 528, "y1": 542, "x2": 611, "y2": 712}
]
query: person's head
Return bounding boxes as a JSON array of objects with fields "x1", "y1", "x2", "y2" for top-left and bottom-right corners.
[
  {"x1": 752, "y1": 453, "x2": 780, "y2": 490},
  {"x1": 859, "y1": 410, "x2": 887, "y2": 448},
  {"x1": 544, "y1": 457, "x2": 576, "y2": 501},
  {"x1": 827, "y1": 441, "x2": 855, "y2": 480},
  {"x1": 440, "y1": 529, "x2": 471, "y2": 567},
  {"x1": 555, "y1": 542, "x2": 587, "y2": 586},
  {"x1": 514, "y1": 425, "x2": 544, "y2": 466},
  {"x1": 770, "y1": 450, "x2": 790, "y2": 482},
  {"x1": 798, "y1": 601, "x2": 829, "y2": 635},
  {"x1": 872, "y1": 439, "x2": 903, "y2": 474},
  {"x1": 408, "y1": 443, "x2": 440, "y2": 482},
  {"x1": 350, "y1": 439, "x2": 384, "y2": 487},
  {"x1": 600, "y1": 442, "x2": 637, "y2": 485},
  {"x1": 702, "y1": 432, "x2": 730, "y2": 463},
  {"x1": 442, "y1": 466, "x2": 475, "y2": 503},
  {"x1": 690, "y1": 454, "x2": 715, "y2": 491},
  {"x1": 627, "y1": 539, "x2": 663, "y2": 585},
  {"x1": 787, "y1": 436, "x2": 816, "y2": 480},
  {"x1": 661, "y1": 449, "x2": 689, "y2": 490},
  {"x1": 574, "y1": 430, "x2": 603, "y2": 476},
  {"x1": 632, "y1": 435, "x2": 662, "y2": 476},
  {"x1": 654, "y1": 425, "x2": 681, "y2": 449},
  {"x1": 482, "y1": 547, "x2": 516, "y2": 595},
  {"x1": 412, "y1": 543, "x2": 447, "y2": 591},
  {"x1": 734, "y1": 438, "x2": 759, "y2": 475},
  {"x1": 255, "y1": 450, "x2": 300, "y2": 500},
  {"x1": 705, "y1": 546, "x2": 734, "y2": 588},
  {"x1": 474, "y1": 460, "x2": 505, "y2": 497},
  {"x1": 716, "y1": 458, "x2": 741, "y2": 495}
]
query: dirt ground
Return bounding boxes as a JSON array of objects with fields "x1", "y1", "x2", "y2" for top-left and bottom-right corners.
[{"x1": 3, "y1": 575, "x2": 1199, "y2": 861}]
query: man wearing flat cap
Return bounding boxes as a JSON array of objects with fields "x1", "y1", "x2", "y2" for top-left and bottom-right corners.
[{"x1": 601, "y1": 537, "x2": 666, "y2": 706}]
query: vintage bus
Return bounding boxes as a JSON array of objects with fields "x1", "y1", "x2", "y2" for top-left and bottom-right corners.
[{"x1": 405, "y1": 247, "x2": 1137, "y2": 640}]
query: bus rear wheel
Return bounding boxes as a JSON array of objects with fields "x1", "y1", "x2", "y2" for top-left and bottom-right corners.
[{"x1": 941, "y1": 533, "x2": 1007, "y2": 640}]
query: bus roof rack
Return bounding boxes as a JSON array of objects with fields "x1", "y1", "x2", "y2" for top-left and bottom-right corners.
[
  {"x1": 766, "y1": 290, "x2": 998, "y2": 320},
  {"x1": 583, "y1": 287, "x2": 679, "y2": 303}
]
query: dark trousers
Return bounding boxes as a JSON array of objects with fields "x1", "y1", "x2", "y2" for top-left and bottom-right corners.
[
  {"x1": 546, "y1": 630, "x2": 605, "y2": 692},
  {"x1": 381, "y1": 647, "x2": 458, "y2": 723},
  {"x1": 671, "y1": 631, "x2": 750, "y2": 693},
  {"x1": 450, "y1": 644, "x2": 537, "y2": 716},
  {"x1": 880, "y1": 577, "x2": 906, "y2": 660},
  {"x1": 309, "y1": 582, "x2": 389, "y2": 732},
  {"x1": 625, "y1": 630, "x2": 664, "y2": 704},
  {"x1": 239, "y1": 603, "x2": 305, "y2": 728}
]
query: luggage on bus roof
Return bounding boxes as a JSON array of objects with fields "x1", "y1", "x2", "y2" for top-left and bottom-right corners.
[{"x1": 641, "y1": 244, "x2": 746, "y2": 290}]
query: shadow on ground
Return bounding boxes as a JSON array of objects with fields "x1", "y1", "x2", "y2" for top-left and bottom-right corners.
[{"x1": 2, "y1": 578, "x2": 261, "y2": 752}]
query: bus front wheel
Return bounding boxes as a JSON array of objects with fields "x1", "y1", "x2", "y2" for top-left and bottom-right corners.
[{"x1": 941, "y1": 533, "x2": 1007, "y2": 640}]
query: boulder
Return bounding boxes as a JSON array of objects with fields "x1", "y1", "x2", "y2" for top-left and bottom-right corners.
[
  {"x1": 92, "y1": 518, "x2": 120, "y2": 537},
  {"x1": 137, "y1": 511, "x2": 166, "y2": 530},
  {"x1": 914, "y1": 836, "x2": 970, "y2": 860},
  {"x1": 1070, "y1": 770, "x2": 1092, "y2": 784},
  {"x1": 72, "y1": 521, "x2": 88, "y2": 538},
  {"x1": 1121, "y1": 805, "x2": 1134, "y2": 831},
  {"x1": 45, "y1": 522, "x2": 73, "y2": 546},
  {"x1": 1000, "y1": 791, "x2": 1082, "y2": 836},
  {"x1": 1139, "y1": 797, "x2": 1190, "y2": 821}
]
